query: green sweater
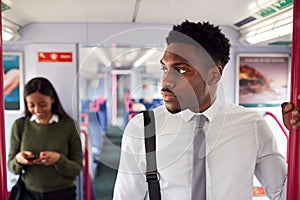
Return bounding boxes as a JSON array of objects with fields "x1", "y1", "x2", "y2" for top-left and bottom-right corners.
[{"x1": 8, "y1": 116, "x2": 83, "y2": 192}]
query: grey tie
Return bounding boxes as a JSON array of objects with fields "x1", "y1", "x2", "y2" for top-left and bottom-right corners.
[{"x1": 192, "y1": 115, "x2": 206, "y2": 200}]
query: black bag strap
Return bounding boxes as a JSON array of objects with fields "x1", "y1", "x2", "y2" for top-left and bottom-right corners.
[
  {"x1": 18, "y1": 117, "x2": 25, "y2": 138},
  {"x1": 18, "y1": 117, "x2": 26, "y2": 174},
  {"x1": 143, "y1": 110, "x2": 161, "y2": 200}
]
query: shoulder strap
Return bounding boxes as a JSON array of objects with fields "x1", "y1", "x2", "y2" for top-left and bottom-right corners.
[
  {"x1": 143, "y1": 110, "x2": 161, "y2": 200},
  {"x1": 18, "y1": 117, "x2": 26, "y2": 139}
]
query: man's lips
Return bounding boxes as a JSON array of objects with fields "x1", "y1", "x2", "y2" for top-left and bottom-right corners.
[{"x1": 161, "y1": 89, "x2": 177, "y2": 101}]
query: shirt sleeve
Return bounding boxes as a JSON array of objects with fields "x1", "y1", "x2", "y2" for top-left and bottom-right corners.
[
  {"x1": 54, "y1": 120, "x2": 83, "y2": 178},
  {"x1": 7, "y1": 118, "x2": 24, "y2": 174},
  {"x1": 254, "y1": 118, "x2": 287, "y2": 200},
  {"x1": 113, "y1": 114, "x2": 148, "y2": 200}
]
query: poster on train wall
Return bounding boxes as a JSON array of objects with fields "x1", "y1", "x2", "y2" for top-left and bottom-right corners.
[
  {"x1": 3, "y1": 52, "x2": 24, "y2": 111},
  {"x1": 236, "y1": 54, "x2": 291, "y2": 107}
]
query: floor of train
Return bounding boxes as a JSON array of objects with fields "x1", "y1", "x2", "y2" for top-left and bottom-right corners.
[{"x1": 93, "y1": 125, "x2": 123, "y2": 200}]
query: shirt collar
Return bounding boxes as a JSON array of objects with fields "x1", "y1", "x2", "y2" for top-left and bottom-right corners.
[
  {"x1": 181, "y1": 98, "x2": 221, "y2": 123},
  {"x1": 30, "y1": 114, "x2": 59, "y2": 124}
]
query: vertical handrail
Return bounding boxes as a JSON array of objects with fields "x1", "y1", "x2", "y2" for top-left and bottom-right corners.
[
  {"x1": 287, "y1": 0, "x2": 300, "y2": 199},
  {"x1": 81, "y1": 129, "x2": 91, "y2": 200},
  {"x1": 0, "y1": 1, "x2": 9, "y2": 199}
]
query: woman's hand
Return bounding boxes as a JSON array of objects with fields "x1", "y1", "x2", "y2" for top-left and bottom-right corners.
[
  {"x1": 37, "y1": 151, "x2": 61, "y2": 166},
  {"x1": 15, "y1": 151, "x2": 38, "y2": 165}
]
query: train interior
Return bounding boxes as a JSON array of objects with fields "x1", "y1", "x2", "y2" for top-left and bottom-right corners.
[{"x1": 1, "y1": 0, "x2": 295, "y2": 199}]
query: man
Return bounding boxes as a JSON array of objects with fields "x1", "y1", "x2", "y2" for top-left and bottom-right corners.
[{"x1": 113, "y1": 21, "x2": 286, "y2": 200}]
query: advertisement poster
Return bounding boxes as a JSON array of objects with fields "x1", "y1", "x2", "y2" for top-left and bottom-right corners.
[
  {"x1": 3, "y1": 52, "x2": 23, "y2": 111},
  {"x1": 237, "y1": 54, "x2": 290, "y2": 107}
]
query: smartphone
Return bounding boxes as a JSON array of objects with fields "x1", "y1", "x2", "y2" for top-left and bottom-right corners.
[{"x1": 26, "y1": 155, "x2": 39, "y2": 161}]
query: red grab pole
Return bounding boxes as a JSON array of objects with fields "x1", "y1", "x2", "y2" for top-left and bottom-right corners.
[
  {"x1": 0, "y1": 1, "x2": 9, "y2": 200},
  {"x1": 80, "y1": 129, "x2": 91, "y2": 200},
  {"x1": 287, "y1": 0, "x2": 300, "y2": 199}
]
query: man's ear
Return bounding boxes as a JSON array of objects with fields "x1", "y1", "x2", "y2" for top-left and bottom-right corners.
[{"x1": 207, "y1": 66, "x2": 222, "y2": 85}]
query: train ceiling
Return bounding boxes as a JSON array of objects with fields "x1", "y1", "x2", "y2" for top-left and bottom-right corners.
[
  {"x1": 1, "y1": 0, "x2": 294, "y2": 74},
  {"x1": 1, "y1": 0, "x2": 276, "y2": 26},
  {"x1": 2, "y1": 0, "x2": 294, "y2": 45}
]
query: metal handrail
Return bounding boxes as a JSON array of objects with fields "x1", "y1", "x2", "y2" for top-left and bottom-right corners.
[
  {"x1": 264, "y1": 111, "x2": 289, "y2": 140},
  {"x1": 81, "y1": 129, "x2": 91, "y2": 200}
]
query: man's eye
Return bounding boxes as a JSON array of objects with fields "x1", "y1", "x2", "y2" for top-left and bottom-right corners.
[{"x1": 177, "y1": 68, "x2": 187, "y2": 74}]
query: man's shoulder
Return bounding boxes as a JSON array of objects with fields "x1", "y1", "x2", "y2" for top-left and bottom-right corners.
[
  {"x1": 226, "y1": 103, "x2": 258, "y2": 112},
  {"x1": 126, "y1": 105, "x2": 169, "y2": 129},
  {"x1": 224, "y1": 103, "x2": 262, "y2": 119},
  {"x1": 152, "y1": 105, "x2": 169, "y2": 116},
  {"x1": 131, "y1": 105, "x2": 168, "y2": 120}
]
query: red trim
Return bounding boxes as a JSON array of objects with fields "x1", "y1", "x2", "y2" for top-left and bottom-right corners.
[
  {"x1": 0, "y1": 1, "x2": 9, "y2": 199},
  {"x1": 287, "y1": 0, "x2": 300, "y2": 199},
  {"x1": 264, "y1": 112, "x2": 289, "y2": 140},
  {"x1": 81, "y1": 129, "x2": 91, "y2": 200},
  {"x1": 89, "y1": 101, "x2": 100, "y2": 112},
  {"x1": 111, "y1": 74, "x2": 118, "y2": 123},
  {"x1": 81, "y1": 113, "x2": 90, "y2": 128}
]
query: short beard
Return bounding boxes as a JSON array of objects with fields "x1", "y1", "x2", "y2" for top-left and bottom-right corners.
[{"x1": 166, "y1": 107, "x2": 182, "y2": 114}]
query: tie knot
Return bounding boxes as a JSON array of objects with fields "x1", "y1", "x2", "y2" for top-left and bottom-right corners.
[{"x1": 194, "y1": 115, "x2": 206, "y2": 128}]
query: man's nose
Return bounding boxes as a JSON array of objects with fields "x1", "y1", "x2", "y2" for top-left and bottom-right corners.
[{"x1": 162, "y1": 69, "x2": 176, "y2": 89}]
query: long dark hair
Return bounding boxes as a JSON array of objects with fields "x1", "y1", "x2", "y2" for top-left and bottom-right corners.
[{"x1": 24, "y1": 77, "x2": 69, "y2": 118}]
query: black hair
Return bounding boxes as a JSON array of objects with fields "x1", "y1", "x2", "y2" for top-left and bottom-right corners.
[
  {"x1": 166, "y1": 20, "x2": 231, "y2": 68},
  {"x1": 23, "y1": 77, "x2": 69, "y2": 118}
]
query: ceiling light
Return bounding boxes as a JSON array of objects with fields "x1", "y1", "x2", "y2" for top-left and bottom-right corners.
[
  {"x1": 240, "y1": 7, "x2": 293, "y2": 45},
  {"x1": 2, "y1": 16, "x2": 22, "y2": 42},
  {"x1": 94, "y1": 47, "x2": 111, "y2": 67},
  {"x1": 133, "y1": 48, "x2": 157, "y2": 68},
  {"x1": 2, "y1": 26, "x2": 20, "y2": 42},
  {"x1": 244, "y1": 18, "x2": 292, "y2": 44}
]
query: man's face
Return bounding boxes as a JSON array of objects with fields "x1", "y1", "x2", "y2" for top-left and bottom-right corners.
[{"x1": 160, "y1": 43, "x2": 215, "y2": 113}]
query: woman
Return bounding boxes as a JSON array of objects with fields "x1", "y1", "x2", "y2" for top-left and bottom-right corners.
[{"x1": 8, "y1": 77, "x2": 83, "y2": 200}]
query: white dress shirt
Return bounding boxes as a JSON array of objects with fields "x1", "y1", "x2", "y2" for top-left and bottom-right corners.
[
  {"x1": 113, "y1": 100, "x2": 287, "y2": 200},
  {"x1": 30, "y1": 114, "x2": 59, "y2": 124}
]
